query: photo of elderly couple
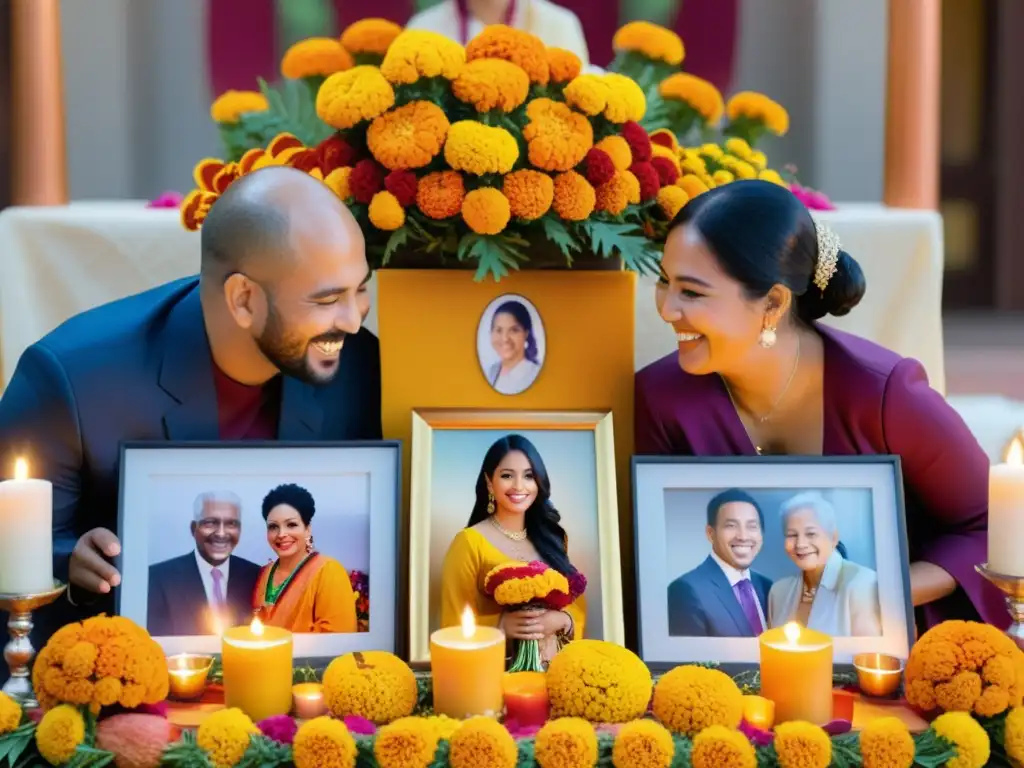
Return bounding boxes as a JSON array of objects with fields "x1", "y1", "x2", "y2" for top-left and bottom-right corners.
[{"x1": 666, "y1": 487, "x2": 881, "y2": 638}]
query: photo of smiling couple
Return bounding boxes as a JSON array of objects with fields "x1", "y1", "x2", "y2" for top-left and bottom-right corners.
[{"x1": 666, "y1": 487, "x2": 883, "y2": 638}]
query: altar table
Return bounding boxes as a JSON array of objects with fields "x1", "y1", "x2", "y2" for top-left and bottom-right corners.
[{"x1": 0, "y1": 201, "x2": 945, "y2": 393}]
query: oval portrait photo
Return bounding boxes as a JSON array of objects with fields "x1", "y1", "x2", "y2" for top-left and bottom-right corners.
[{"x1": 477, "y1": 294, "x2": 546, "y2": 396}]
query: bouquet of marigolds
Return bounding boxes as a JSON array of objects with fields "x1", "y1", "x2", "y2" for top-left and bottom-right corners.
[
  {"x1": 484, "y1": 560, "x2": 586, "y2": 672},
  {"x1": 349, "y1": 569, "x2": 370, "y2": 633}
]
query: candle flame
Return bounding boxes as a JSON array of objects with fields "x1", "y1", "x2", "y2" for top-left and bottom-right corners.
[
  {"x1": 250, "y1": 617, "x2": 265, "y2": 636},
  {"x1": 13, "y1": 459, "x2": 27, "y2": 481},
  {"x1": 461, "y1": 605, "x2": 476, "y2": 639},
  {"x1": 783, "y1": 622, "x2": 801, "y2": 644},
  {"x1": 1005, "y1": 433, "x2": 1024, "y2": 465}
]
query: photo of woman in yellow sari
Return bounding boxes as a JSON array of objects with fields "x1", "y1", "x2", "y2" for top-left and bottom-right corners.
[
  {"x1": 439, "y1": 434, "x2": 586, "y2": 665},
  {"x1": 253, "y1": 483, "x2": 358, "y2": 633}
]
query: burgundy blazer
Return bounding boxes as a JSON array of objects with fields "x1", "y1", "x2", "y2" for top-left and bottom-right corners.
[{"x1": 634, "y1": 324, "x2": 1005, "y2": 631}]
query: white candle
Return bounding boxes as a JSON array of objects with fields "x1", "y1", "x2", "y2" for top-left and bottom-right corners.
[
  {"x1": 0, "y1": 458, "x2": 53, "y2": 594},
  {"x1": 989, "y1": 438, "x2": 1024, "y2": 576}
]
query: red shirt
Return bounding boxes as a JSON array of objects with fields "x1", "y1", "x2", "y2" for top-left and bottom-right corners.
[{"x1": 212, "y1": 365, "x2": 282, "y2": 440}]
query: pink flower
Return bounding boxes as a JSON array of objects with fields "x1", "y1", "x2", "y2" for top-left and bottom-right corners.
[
  {"x1": 739, "y1": 719, "x2": 773, "y2": 746},
  {"x1": 147, "y1": 191, "x2": 185, "y2": 209},
  {"x1": 343, "y1": 715, "x2": 377, "y2": 735},
  {"x1": 790, "y1": 181, "x2": 836, "y2": 211},
  {"x1": 258, "y1": 714, "x2": 298, "y2": 744}
]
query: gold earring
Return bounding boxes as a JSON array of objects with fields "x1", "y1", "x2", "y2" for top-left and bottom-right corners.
[
  {"x1": 759, "y1": 322, "x2": 777, "y2": 348},
  {"x1": 487, "y1": 492, "x2": 495, "y2": 515}
]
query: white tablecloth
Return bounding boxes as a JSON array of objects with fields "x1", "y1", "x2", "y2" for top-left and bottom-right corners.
[{"x1": 0, "y1": 201, "x2": 945, "y2": 393}]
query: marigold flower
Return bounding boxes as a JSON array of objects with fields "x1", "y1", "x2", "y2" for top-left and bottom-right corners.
[
  {"x1": 612, "y1": 21, "x2": 684, "y2": 66},
  {"x1": 552, "y1": 171, "x2": 595, "y2": 221},
  {"x1": 367, "y1": 101, "x2": 449, "y2": 170},
  {"x1": 772, "y1": 721, "x2": 831, "y2": 768},
  {"x1": 36, "y1": 704, "x2": 85, "y2": 766},
  {"x1": 563, "y1": 74, "x2": 610, "y2": 117},
  {"x1": 726, "y1": 91, "x2": 789, "y2": 136},
  {"x1": 340, "y1": 18, "x2": 403, "y2": 56},
  {"x1": 417, "y1": 171, "x2": 466, "y2": 219},
  {"x1": 315, "y1": 134, "x2": 357, "y2": 174},
  {"x1": 721, "y1": 155, "x2": 757, "y2": 180},
  {"x1": 656, "y1": 185, "x2": 688, "y2": 220},
  {"x1": 858, "y1": 717, "x2": 915, "y2": 768},
  {"x1": 373, "y1": 716, "x2": 439, "y2": 768},
  {"x1": 384, "y1": 170, "x2": 418, "y2": 207},
  {"x1": 593, "y1": 136, "x2": 632, "y2": 171},
  {"x1": 503, "y1": 170, "x2": 554, "y2": 221},
  {"x1": 602, "y1": 73, "x2": 646, "y2": 124},
  {"x1": 611, "y1": 719, "x2": 674, "y2": 768},
  {"x1": 582, "y1": 148, "x2": 616, "y2": 187},
  {"x1": 649, "y1": 128, "x2": 679, "y2": 151},
  {"x1": 677, "y1": 174, "x2": 710, "y2": 199},
  {"x1": 619, "y1": 121, "x2": 651, "y2": 163},
  {"x1": 651, "y1": 155, "x2": 680, "y2": 186},
  {"x1": 547, "y1": 640, "x2": 652, "y2": 723},
  {"x1": 713, "y1": 170, "x2": 736, "y2": 186},
  {"x1": 281, "y1": 37, "x2": 353, "y2": 79},
  {"x1": 1004, "y1": 707, "x2": 1024, "y2": 765},
  {"x1": 349, "y1": 159, "x2": 386, "y2": 204},
  {"x1": 448, "y1": 717, "x2": 517, "y2": 768},
  {"x1": 462, "y1": 188, "x2": 511, "y2": 235},
  {"x1": 750, "y1": 150, "x2": 768, "y2": 171},
  {"x1": 659, "y1": 73, "x2": 724, "y2": 125},
  {"x1": 691, "y1": 725, "x2": 756, "y2": 768},
  {"x1": 521, "y1": 98, "x2": 593, "y2": 172},
  {"x1": 324, "y1": 167, "x2": 353, "y2": 200},
  {"x1": 533, "y1": 717, "x2": 597, "y2": 768},
  {"x1": 317, "y1": 66, "x2": 395, "y2": 130},
  {"x1": 323, "y1": 651, "x2": 417, "y2": 725},
  {"x1": 368, "y1": 191, "x2": 405, "y2": 231},
  {"x1": 210, "y1": 90, "x2": 268, "y2": 123},
  {"x1": 0, "y1": 692, "x2": 20, "y2": 734},
  {"x1": 595, "y1": 171, "x2": 634, "y2": 215},
  {"x1": 293, "y1": 716, "x2": 357, "y2": 768},
  {"x1": 629, "y1": 162, "x2": 660, "y2": 201},
  {"x1": 652, "y1": 665, "x2": 743, "y2": 736},
  {"x1": 444, "y1": 121, "x2": 519, "y2": 175},
  {"x1": 196, "y1": 708, "x2": 258, "y2": 768},
  {"x1": 546, "y1": 47, "x2": 582, "y2": 83},
  {"x1": 931, "y1": 711, "x2": 990, "y2": 768},
  {"x1": 465, "y1": 24, "x2": 549, "y2": 85},
  {"x1": 453, "y1": 58, "x2": 530, "y2": 113},
  {"x1": 425, "y1": 714, "x2": 463, "y2": 741},
  {"x1": 381, "y1": 30, "x2": 465, "y2": 85}
]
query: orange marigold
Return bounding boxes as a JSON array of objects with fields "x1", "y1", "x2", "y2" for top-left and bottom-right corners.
[
  {"x1": 324, "y1": 167, "x2": 353, "y2": 200},
  {"x1": 595, "y1": 172, "x2": 633, "y2": 215},
  {"x1": 381, "y1": 30, "x2": 465, "y2": 84},
  {"x1": 340, "y1": 18, "x2": 403, "y2": 56},
  {"x1": 546, "y1": 47, "x2": 582, "y2": 83},
  {"x1": 465, "y1": 24, "x2": 549, "y2": 85},
  {"x1": 677, "y1": 174, "x2": 711, "y2": 199},
  {"x1": 368, "y1": 191, "x2": 405, "y2": 231},
  {"x1": 521, "y1": 98, "x2": 593, "y2": 172},
  {"x1": 417, "y1": 171, "x2": 466, "y2": 219},
  {"x1": 210, "y1": 90, "x2": 268, "y2": 123},
  {"x1": 180, "y1": 190, "x2": 218, "y2": 231},
  {"x1": 658, "y1": 73, "x2": 724, "y2": 125},
  {"x1": 452, "y1": 58, "x2": 530, "y2": 113},
  {"x1": 612, "y1": 21, "x2": 685, "y2": 66},
  {"x1": 462, "y1": 188, "x2": 511, "y2": 235},
  {"x1": 552, "y1": 171, "x2": 595, "y2": 221},
  {"x1": 656, "y1": 185, "x2": 688, "y2": 220},
  {"x1": 726, "y1": 91, "x2": 790, "y2": 136},
  {"x1": 281, "y1": 37, "x2": 353, "y2": 79},
  {"x1": 594, "y1": 136, "x2": 632, "y2": 171},
  {"x1": 317, "y1": 66, "x2": 395, "y2": 130},
  {"x1": 504, "y1": 170, "x2": 554, "y2": 221},
  {"x1": 367, "y1": 101, "x2": 449, "y2": 170}
]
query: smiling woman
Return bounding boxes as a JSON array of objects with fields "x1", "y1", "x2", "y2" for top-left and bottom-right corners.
[{"x1": 477, "y1": 294, "x2": 546, "y2": 396}]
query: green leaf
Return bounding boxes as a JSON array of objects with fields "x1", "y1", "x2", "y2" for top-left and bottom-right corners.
[
  {"x1": 539, "y1": 217, "x2": 582, "y2": 263},
  {"x1": 913, "y1": 730, "x2": 958, "y2": 768},
  {"x1": 161, "y1": 730, "x2": 215, "y2": 768},
  {"x1": 66, "y1": 745, "x2": 115, "y2": 768},
  {"x1": 578, "y1": 220, "x2": 660, "y2": 275},
  {"x1": 669, "y1": 733, "x2": 692, "y2": 768},
  {"x1": 0, "y1": 723, "x2": 36, "y2": 767},
  {"x1": 236, "y1": 735, "x2": 292, "y2": 768}
]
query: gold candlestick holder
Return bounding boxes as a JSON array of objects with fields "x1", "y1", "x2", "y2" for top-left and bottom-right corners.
[
  {"x1": 976, "y1": 564, "x2": 1024, "y2": 650},
  {"x1": 0, "y1": 581, "x2": 68, "y2": 708}
]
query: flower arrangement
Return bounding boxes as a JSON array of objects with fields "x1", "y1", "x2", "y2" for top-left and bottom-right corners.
[
  {"x1": 349, "y1": 570, "x2": 370, "y2": 633},
  {"x1": 483, "y1": 560, "x2": 586, "y2": 673}
]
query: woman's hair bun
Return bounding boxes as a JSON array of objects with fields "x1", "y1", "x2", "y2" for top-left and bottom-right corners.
[{"x1": 795, "y1": 249, "x2": 866, "y2": 322}]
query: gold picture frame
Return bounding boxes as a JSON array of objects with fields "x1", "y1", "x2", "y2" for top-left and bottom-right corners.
[{"x1": 407, "y1": 409, "x2": 626, "y2": 663}]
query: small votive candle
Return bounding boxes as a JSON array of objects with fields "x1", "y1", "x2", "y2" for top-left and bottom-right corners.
[
  {"x1": 166, "y1": 654, "x2": 214, "y2": 701},
  {"x1": 292, "y1": 683, "x2": 327, "y2": 719},
  {"x1": 741, "y1": 694, "x2": 775, "y2": 730},
  {"x1": 853, "y1": 653, "x2": 904, "y2": 698},
  {"x1": 503, "y1": 672, "x2": 549, "y2": 727}
]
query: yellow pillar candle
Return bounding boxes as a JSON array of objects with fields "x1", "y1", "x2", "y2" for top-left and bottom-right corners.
[
  {"x1": 759, "y1": 622, "x2": 833, "y2": 725},
  {"x1": 0, "y1": 459, "x2": 53, "y2": 594},
  {"x1": 988, "y1": 440, "x2": 1024, "y2": 576},
  {"x1": 430, "y1": 606, "x2": 506, "y2": 719},
  {"x1": 222, "y1": 618, "x2": 293, "y2": 722}
]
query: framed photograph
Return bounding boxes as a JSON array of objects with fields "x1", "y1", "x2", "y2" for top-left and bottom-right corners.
[
  {"x1": 117, "y1": 441, "x2": 401, "y2": 660},
  {"x1": 633, "y1": 456, "x2": 913, "y2": 668},
  {"x1": 476, "y1": 293, "x2": 546, "y2": 396},
  {"x1": 407, "y1": 409, "x2": 626, "y2": 663}
]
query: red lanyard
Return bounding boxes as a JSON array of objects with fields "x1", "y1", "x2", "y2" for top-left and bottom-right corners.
[{"x1": 455, "y1": 0, "x2": 518, "y2": 44}]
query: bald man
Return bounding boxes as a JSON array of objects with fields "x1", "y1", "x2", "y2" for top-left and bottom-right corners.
[{"x1": 0, "y1": 168, "x2": 381, "y2": 647}]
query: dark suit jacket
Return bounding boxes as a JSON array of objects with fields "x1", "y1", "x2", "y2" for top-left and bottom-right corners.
[
  {"x1": 148, "y1": 553, "x2": 261, "y2": 636},
  {"x1": 667, "y1": 555, "x2": 771, "y2": 637},
  {"x1": 0, "y1": 277, "x2": 381, "y2": 655}
]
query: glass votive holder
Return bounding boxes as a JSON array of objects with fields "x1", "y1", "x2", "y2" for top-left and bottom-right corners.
[
  {"x1": 166, "y1": 654, "x2": 214, "y2": 701},
  {"x1": 853, "y1": 653, "x2": 904, "y2": 698},
  {"x1": 292, "y1": 682, "x2": 327, "y2": 719}
]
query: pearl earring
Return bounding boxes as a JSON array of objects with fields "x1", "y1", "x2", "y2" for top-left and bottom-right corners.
[{"x1": 759, "y1": 326, "x2": 777, "y2": 348}]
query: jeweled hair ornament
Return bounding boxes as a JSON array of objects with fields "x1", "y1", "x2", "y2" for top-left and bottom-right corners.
[{"x1": 813, "y1": 222, "x2": 841, "y2": 292}]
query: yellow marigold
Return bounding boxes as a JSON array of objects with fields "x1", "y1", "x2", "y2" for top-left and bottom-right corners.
[
  {"x1": 465, "y1": 24, "x2": 549, "y2": 85},
  {"x1": 367, "y1": 100, "x2": 449, "y2": 170},
  {"x1": 323, "y1": 651, "x2": 417, "y2": 724},
  {"x1": 612, "y1": 21, "x2": 684, "y2": 66},
  {"x1": 931, "y1": 711, "x2": 990, "y2": 768},
  {"x1": 652, "y1": 665, "x2": 743, "y2": 736},
  {"x1": 602, "y1": 73, "x2": 646, "y2": 123},
  {"x1": 905, "y1": 620, "x2": 1024, "y2": 717},
  {"x1": 522, "y1": 98, "x2": 593, "y2": 172},
  {"x1": 316, "y1": 66, "x2": 395, "y2": 130},
  {"x1": 448, "y1": 717, "x2": 517, "y2": 768},
  {"x1": 759, "y1": 169, "x2": 788, "y2": 187},
  {"x1": 859, "y1": 717, "x2": 915, "y2": 768},
  {"x1": 726, "y1": 91, "x2": 789, "y2": 136},
  {"x1": 611, "y1": 719, "x2": 674, "y2": 768},
  {"x1": 0, "y1": 691, "x2": 20, "y2": 734},
  {"x1": 594, "y1": 136, "x2": 632, "y2": 171},
  {"x1": 656, "y1": 185, "x2": 688, "y2": 220},
  {"x1": 196, "y1": 708, "x2": 257, "y2": 768},
  {"x1": 452, "y1": 58, "x2": 530, "y2": 113},
  {"x1": 680, "y1": 153, "x2": 707, "y2": 175},
  {"x1": 595, "y1": 172, "x2": 633, "y2": 215},
  {"x1": 720, "y1": 155, "x2": 756, "y2": 180},
  {"x1": 724, "y1": 137, "x2": 753, "y2": 161},
  {"x1": 534, "y1": 718, "x2": 597, "y2": 768},
  {"x1": 425, "y1": 714, "x2": 463, "y2": 741},
  {"x1": 340, "y1": 18, "x2": 403, "y2": 56},
  {"x1": 462, "y1": 188, "x2": 511, "y2": 235},
  {"x1": 281, "y1": 37, "x2": 353, "y2": 79},
  {"x1": 690, "y1": 725, "x2": 756, "y2": 768},
  {"x1": 546, "y1": 48, "x2": 582, "y2": 83},
  {"x1": 36, "y1": 705, "x2": 85, "y2": 766},
  {"x1": 750, "y1": 150, "x2": 768, "y2": 170},
  {"x1": 210, "y1": 90, "x2": 268, "y2": 123},
  {"x1": 368, "y1": 191, "x2": 405, "y2": 231},
  {"x1": 773, "y1": 721, "x2": 831, "y2": 768},
  {"x1": 698, "y1": 143, "x2": 723, "y2": 159},
  {"x1": 504, "y1": 169, "x2": 554, "y2": 220},
  {"x1": 713, "y1": 170, "x2": 735, "y2": 185},
  {"x1": 374, "y1": 716, "x2": 439, "y2": 768},
  {"x1": 622, "y1": 171, "x2": 640, "y2": 205},
  {"x1": 546, "y1": 640, "x2": 652, "y2": 723},
  {"x1": 293, "y1": 716, "x2": 357, "y2": 768},
  {"x1": 381, "y1": 30, "x2": 465, "y2": 84},
  {"x1": 552, "y1": 171, "x2": 595, "y2": 221},
  {"x1": 444, "y1": 120, "x2": 518, "y2": 175},
  {"x1": 324, "y1": 167, "x2": 353, "y2": 200},
  {"x1": 563, "y1": 75, "x2": 610, "y2": 117},
  {"x1": 658, "y1": 73, "x2": 723, "y2": 125},
  {"x1": 1005, "y1": 706, "x2": 1024, "y2": 765},
  {"x1": 678, "y1": 174, "x2": 710, "y2": 199},
  {"x1": 649, "y1": 128, "x2": 679, "y2": 153},
  {"x1": 417, "y1": 171, "x2": 466, "y2": 219}
]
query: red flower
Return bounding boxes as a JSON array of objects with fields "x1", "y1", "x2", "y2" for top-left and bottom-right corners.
[
  {"x1": 582, "y1": 148, "x2": 615, "y2": 187},
  {"x1": 620, "y1": 121, "x2": 652, "y2": 163},
  {"x1": 630, "y1": 161, "x2": 661, "y2": 201},
  {"x1": 316, "y1": 135, "x2": 357, "y2": 175},
  {"x1": 288, "y1": 149, "x2": 321, "y2": 174},
  {"x1": 650, "y1": 156, "x2": 680, "y2": 186},
  {"x1": 384, "y1": 170, "x2": 418, "y2": 207},
  {"x1": 650, "y1": 131, "x2": 675, "y2": 149},
  {"x1": 349, "y1": 159, "x2": 385, "y2": 204}
]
